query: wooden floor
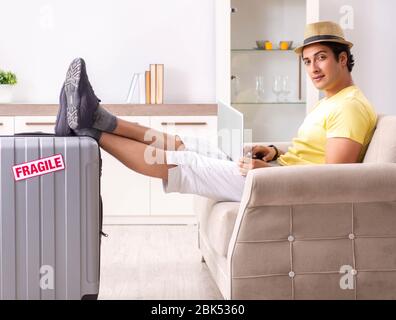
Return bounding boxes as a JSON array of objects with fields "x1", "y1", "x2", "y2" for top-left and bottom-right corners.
[{"x1": 98, "y1": 225, "x2": 223, "y2": 300}]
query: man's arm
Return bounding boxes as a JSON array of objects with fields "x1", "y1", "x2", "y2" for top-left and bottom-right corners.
[
  {"x1": 325, "y1": 137, "x2": 363, "y2": 164},
  {"x1": 278, "y1": 148, "x2": 286, "y2": 156}
]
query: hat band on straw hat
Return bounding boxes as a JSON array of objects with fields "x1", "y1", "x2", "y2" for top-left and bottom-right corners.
[{"x1": 304, "y1": 34, "x2": 345, "y2": 45}]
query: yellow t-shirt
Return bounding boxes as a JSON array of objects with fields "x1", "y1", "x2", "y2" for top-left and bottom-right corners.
[{"x1": 277, "y1": 85, "x2": 378, "y2": 166}]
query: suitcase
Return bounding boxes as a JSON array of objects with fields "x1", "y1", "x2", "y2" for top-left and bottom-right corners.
[{"x1": 0, "y1": 133, "x2": 103, "y2": 300}]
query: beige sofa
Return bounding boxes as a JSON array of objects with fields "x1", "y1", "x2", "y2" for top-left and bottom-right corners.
[{"x1": 194, "y1": 114, "x2": 396, "y2": 300}]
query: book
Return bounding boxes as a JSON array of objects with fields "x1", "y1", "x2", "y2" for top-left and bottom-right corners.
[
  {"x1": 126, "y1": 73, "x2": 138, "y2": 103},
  {"x1": 156, "y1": 64, "x2": 164, "y2": 104},
  {"x1": 150, "y1": 64, "x2": 156, "y2": 104},
  {"x1": 139, "y1": 73, "x2": 146, "y2": 104},
  {"x1": 145, "y1": 71, "x2": 151, "y2": 104}
]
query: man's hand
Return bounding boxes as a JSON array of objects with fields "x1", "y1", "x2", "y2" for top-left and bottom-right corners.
[
  {"x1": 243, "y1": 145, "x2": 277, "y2": 162},
  {"x1": 238, "y1": 156, "x2": 271, "y2": 176}
]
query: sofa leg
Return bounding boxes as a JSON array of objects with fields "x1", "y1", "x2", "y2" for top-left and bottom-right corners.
[{"x1": 201, "y1": 256, "x2": 206, "y2": 263}]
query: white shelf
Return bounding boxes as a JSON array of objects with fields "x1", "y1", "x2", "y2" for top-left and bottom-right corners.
[
  {"x1": 232, "y1": 101, "x2": 306, "y2": 105},
  {"x1": 231, "y1": 49, "x2": 297, "y2": 52}
]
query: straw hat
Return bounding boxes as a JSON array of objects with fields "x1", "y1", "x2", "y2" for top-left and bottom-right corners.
[{"x1": 294, "y1": 21, "x2": 353, "y2": 55}]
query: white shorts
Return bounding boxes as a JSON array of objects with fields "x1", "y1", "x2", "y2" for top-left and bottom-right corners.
[{"x1": 162, "y1": 135, "x2": 280, "y2": 202}]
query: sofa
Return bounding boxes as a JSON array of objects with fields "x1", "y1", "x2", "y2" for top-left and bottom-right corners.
[{"x1": 194, "y1": 114, "x2": 396, "y2": 300}]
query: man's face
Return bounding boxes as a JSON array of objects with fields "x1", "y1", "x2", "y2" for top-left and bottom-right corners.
[{"x1": 302, "y1": 43, "x2": 346, "y2": 91}]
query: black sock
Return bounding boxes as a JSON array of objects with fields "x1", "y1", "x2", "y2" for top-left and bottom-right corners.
[{"x1": 92, "y1": 105, "x2": 117, "y2": 132}]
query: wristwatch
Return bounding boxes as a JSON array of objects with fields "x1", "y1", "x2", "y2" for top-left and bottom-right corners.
[{"x1": 268, "y1": 145, "x2": 279, "y2": 161}]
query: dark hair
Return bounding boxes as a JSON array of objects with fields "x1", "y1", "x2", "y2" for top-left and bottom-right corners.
[{"x1": 321, "y1": 41, "x2": 355, "y2": 72}]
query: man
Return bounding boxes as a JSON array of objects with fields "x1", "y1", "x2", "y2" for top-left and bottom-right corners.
[
  {"x1": 54, "y1": 21, "x2": 377, "y2": 202},
  {"x1": 239, "y1": 21, "x2": 377, "y2": 175}
]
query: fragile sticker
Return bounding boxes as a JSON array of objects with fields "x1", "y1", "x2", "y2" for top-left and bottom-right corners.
[{"x1": 12, "y1": 154, "x2": 65, "y2": 181}]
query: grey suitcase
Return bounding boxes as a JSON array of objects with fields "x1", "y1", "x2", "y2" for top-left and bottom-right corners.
[{"x1": 0, "y1": 134, "x2": 103, "y2": 300}]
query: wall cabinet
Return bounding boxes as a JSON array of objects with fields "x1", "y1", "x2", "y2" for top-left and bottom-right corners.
[
  {"x1": 0, "y1": 117, "x2": 14, "y2": 135},
  {"x1": 216, "y1": 0, "x2": 311, "y2": 142},
  {"x1": 14, "y1": 116, "x2": 56, "y2": 134}
]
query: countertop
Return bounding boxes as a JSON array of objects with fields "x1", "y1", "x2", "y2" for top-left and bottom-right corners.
[{"x1": 0, "y1": 104, "x2": 218, "y2": 116}]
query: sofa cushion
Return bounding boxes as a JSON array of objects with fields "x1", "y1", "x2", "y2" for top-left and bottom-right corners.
[
  {"x1": 193, "y1": 195, "x2": 218, "y2": 221},
  {"x1": 364, "y1": 115, "x2": 396, "y2": 163},
  {"x1": 200, "y1": 201, "x2": 240, "y2": 257}
]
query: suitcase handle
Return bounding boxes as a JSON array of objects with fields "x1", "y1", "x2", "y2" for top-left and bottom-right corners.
[
  {"x1": 14, "y1": 132, "x2": 55, "y2": 136},
  {"x1": 161, "y1": 122, "x2": 207, "y2": 126}
]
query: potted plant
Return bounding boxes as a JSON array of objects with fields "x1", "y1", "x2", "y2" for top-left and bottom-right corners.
[{"x1": 0, "y1": 69, "x2": 17, "y2": 103}]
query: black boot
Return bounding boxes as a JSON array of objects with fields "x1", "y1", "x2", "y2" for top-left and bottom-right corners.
[
  {"x1": 54, "y1": 83, "x2": 75, "y2": 136},
  {"x1": 64, "y1": 57, "x2": 101, "y2": 130}
]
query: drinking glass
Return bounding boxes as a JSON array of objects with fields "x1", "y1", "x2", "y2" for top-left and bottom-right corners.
[
  {"x1": 272, "y1": 76, "x2": 282, "y2": 102},
  {"x1": 282, "y1": 75, "x2": 291, "y2": 102},
  {"x1": 255, "y1": 75, "x2": 265, "y2": 102},
  {"x1": 231, "y1": 75, "x2": 240, "y2": 103}
]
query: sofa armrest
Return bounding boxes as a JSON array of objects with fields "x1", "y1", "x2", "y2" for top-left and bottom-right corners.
[
  {"x1": 226, "y1": 162, "x2": 396, "y2": 299},
  {"x1": 243, "y1": 163, "x2": 396, "y2": 206}
]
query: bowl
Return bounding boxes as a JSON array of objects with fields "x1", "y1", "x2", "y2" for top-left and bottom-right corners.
[
  {"x1": 255, "y1": 40, "x2": 266, "y2": 49},
  {"x1": 279, "y1": 41, "x2": 293, "y2": 50}
]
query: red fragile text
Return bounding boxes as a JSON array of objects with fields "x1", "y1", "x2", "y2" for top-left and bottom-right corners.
[{"x1": 12, "y1": 154, "x2": 65, "y2": 181}]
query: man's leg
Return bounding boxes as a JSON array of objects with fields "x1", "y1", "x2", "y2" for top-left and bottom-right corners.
[
  {"x1": 163, "y1": 150, "x2": 246, "y2": 202},
  {"x1": 79, "y1": 129, "x2": 246, "y2": 202},
  {"x1": 110, "y1": 118, "x2": 227, "y2": 159},
  {"x1": 84, "y1": 113, "x2": 227, "y2": 160},
  {"x1": 111, "y1": 118, "x2": 186, "y2": 151},
  {"x1": 107, "y1": 113, "x2": 229, "y2": 160},
  {"x1": 99, "y1": 132, "x2": 175, "y2": 180},
  {"x1": 80, "y1": 105, "x2": 186, "y2": 151}
]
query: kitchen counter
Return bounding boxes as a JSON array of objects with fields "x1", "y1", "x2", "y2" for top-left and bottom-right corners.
[{"x1": 0, "y1": 104, "x2": 218, "y2": 116}]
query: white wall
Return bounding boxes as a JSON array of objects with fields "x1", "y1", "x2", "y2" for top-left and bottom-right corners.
[
  {"x1": 0, "y1": 0, "x2": 216, "y2": 103},
  {"x1": 305, "y1": 0, "x2": 320, "y2": 112},
  {"x1": 319, "y1": 0, "x2": 396, "y2": 115},
  {"x1": 215, "y1": 0, "x2": 231, "y2": 105}
]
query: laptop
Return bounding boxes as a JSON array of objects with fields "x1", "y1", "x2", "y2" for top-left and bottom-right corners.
[{"x1": 217, "y1": 101, "x2": 245, "y2": 161}]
